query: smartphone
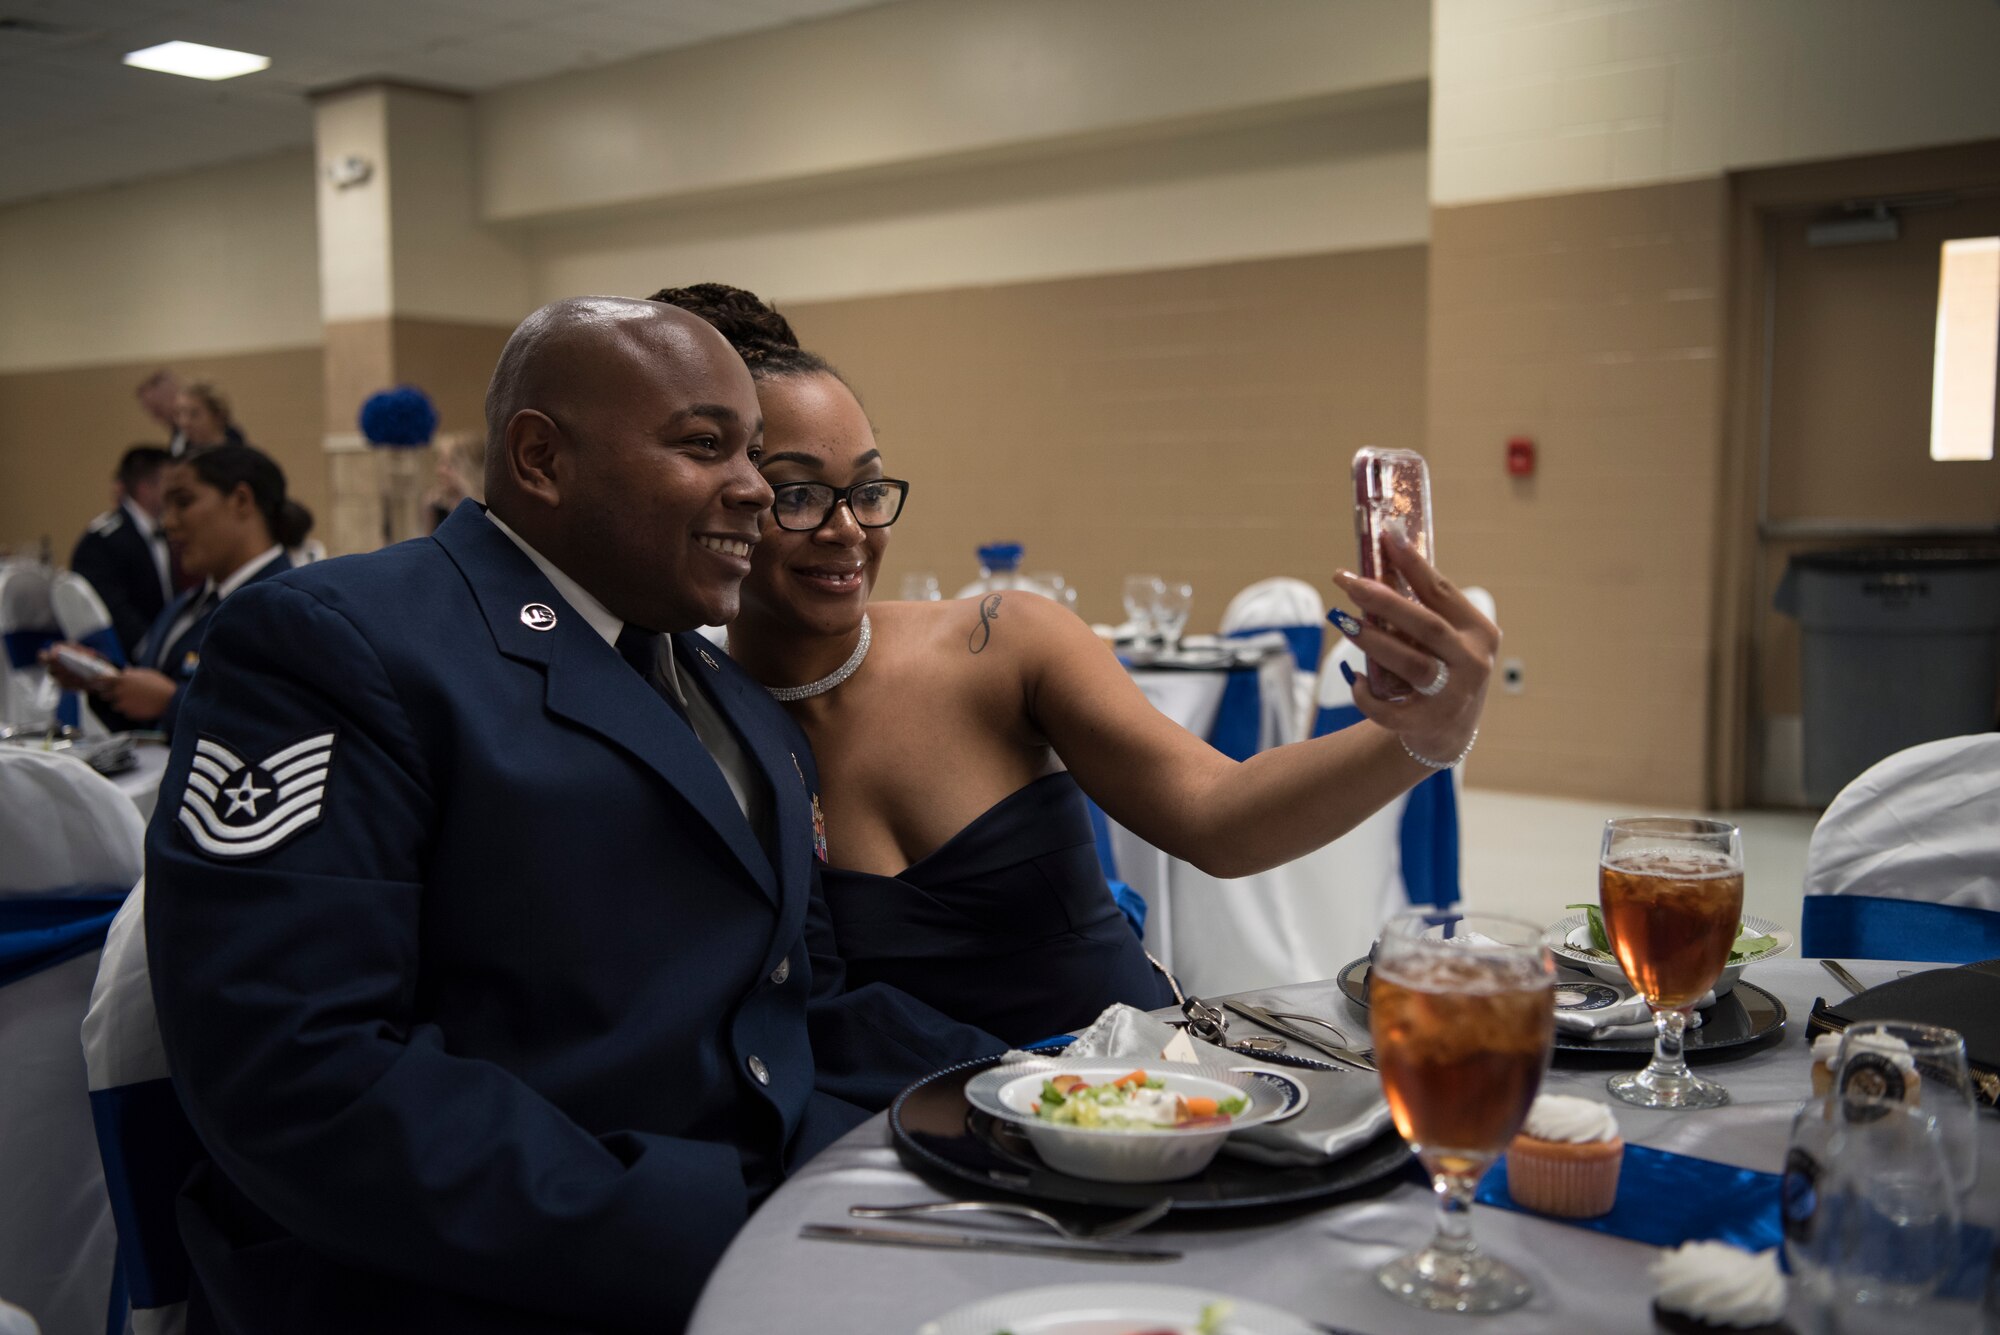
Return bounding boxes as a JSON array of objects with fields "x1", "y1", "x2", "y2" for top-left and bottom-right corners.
[
  {"x1": 51, "y1": 644, "x2": 120, "y2": 683},
  {"x1": 1351, "y1": 446, "x2": 1434, "y2": 701}
]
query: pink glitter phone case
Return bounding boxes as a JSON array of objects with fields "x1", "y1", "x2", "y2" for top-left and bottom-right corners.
[{"x1": 1351, "y1": 447, "x2": 1434, "y2": 701}]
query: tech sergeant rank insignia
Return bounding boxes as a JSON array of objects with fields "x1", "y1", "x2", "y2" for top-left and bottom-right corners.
[{"x1": 178, "y1": 731, "x2": 337, "y2": 859}]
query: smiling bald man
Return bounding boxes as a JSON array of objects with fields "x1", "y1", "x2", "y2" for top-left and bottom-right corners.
[{"x1": 143, "y1": 297, "x2": 1000, "y2": 1334}]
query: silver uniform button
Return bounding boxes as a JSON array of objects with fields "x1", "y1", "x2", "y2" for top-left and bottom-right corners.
[
  {"x1": 770, "y1": 958, "x2": 790, "y2": 986},
  {"x1": 747, "y1": 1055, "x2": 770, "y2": 1085}
]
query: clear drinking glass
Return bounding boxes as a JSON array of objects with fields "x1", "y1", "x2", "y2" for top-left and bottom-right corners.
[
  {"x1": 1835, "y1": 1021, "x2": 1979, "y2": 1198},
  {"x1": 1597, "y1": 817, "x2": 1743, "y2": 1109},
  {"x1": 1821, "y1": 1098, "x2": 1963, "y2": 1329},
  {"x1": 1149, "y1": 581, "x2": 1193, "y2": 653},
  {"x1": 899, "y1": 572, "x2": 942, "y2": 601},
  {"x1": 1122, "y1": 575, "x2": 1164, "y2": 643},
  {"x1": 1370, "y1": 910, "x2": 1556, "y2": 1314}
]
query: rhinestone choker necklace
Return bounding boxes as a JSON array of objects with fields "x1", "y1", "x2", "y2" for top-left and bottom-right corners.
[{"x1": 759, "y1": 614, "x2": 871, "y2": 702}]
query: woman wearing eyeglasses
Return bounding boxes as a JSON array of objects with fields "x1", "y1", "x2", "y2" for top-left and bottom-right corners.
[{"x1": 652, "y1": 283, "x2": 1499, "y2": 1046}]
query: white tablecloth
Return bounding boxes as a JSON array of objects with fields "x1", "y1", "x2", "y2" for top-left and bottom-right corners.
[
  {"x1": 110, "y1": 741, "x2": 171, "y2": 819},
  {"x1": 688, "y1": 957, "x2": 1996, "y2": 1335}
]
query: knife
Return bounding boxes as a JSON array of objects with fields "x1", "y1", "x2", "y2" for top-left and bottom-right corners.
[
  {"x1": 1225, "y1": 1002, "x2": 1377, "y2": 1072},
  {"x1": 799, "y1": 1223, "x2": 1180, "y2": 1263}
]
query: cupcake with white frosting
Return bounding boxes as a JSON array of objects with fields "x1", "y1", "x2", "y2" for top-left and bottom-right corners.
[
  {"x1": 1809, "y1": 1030, "x2": 1919, "y2": 1104},
  {"x1": 1651, "y1": 1242, "x2": 1790, "y2": 1333},
  {"x1": 1505, "y1": 1093, "x2": 1623, "y2": 1217}
]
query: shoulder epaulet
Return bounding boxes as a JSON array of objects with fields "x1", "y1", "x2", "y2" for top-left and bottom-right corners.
[{"x1": 87, "y1": 510, "x2": 125, "y2": 536}]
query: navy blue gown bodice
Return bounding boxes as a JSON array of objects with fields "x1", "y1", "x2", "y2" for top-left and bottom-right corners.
[{"x1": 816, "y1": 771, "x2": 1175, "y2": 1045}]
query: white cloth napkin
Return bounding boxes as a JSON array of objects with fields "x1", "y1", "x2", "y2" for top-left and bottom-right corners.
[
  {"x1": 1004, "y1": 1004, "x2": 1394, "y2": 1167},
  {"x1": 1552, "y1": 976, "x2": 1715, "y2": 1040}
]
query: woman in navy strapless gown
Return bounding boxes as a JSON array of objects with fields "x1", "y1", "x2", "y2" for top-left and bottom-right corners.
[{"x1": 652, "y1": 283, "x2": 1499, "y2": 1045}]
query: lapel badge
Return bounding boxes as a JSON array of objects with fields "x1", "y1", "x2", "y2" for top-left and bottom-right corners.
[
  {"x1": 790, "y1": 752, "x2": 805, "y2": 786},
  {"x1": 520, "y1": 603, "x2": 557, "y2": 631},
  {"x1": 697, "y1": 647, "x2": 719, "y2": 670},
  {"x1": 810, "y1": 793, "x2": 828, "y2": 863},
  {"x1": 181, "y1": 650, "x2": 201, "y2": 675}
]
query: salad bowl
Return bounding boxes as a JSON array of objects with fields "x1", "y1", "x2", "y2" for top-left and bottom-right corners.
[{"x1": 963, "y1": 1059, "x2": 1295, "y2": 1183}]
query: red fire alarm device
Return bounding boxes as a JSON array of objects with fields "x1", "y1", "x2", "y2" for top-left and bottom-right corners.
[{"x1": 1506, "y1": 436, "x2": 1535, "y2": 477}]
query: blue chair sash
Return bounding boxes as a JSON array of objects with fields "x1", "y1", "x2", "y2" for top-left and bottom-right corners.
[
  {"x1": 1207, "y1": 668, "x2": 1261, "y2": 762},
  {"x1": 89, "y1": 1077, "x2": 203, "y2": 1313},
  {"x1": 1227, "y1": 623, "x2": 1324, "y2": 673},
  {"x1": 81, "y1": 626, "x2": 127, "y2": 668},
  {"x1": 0, "y1": 887, "x2": 127, "y2": 988},
  {"x1": 1312, "y1": 703, "x2": 1460, "y2": 908},
  {"x1": 3, "y1": 626, "x2": 57, "y2": 669},
  {"x1": 1801, "y1": 894, "x2": 2000, "y2": 963}
]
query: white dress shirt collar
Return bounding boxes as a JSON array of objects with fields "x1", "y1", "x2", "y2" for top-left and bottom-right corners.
[
  {"x1": 213, "y1": 544, "x2": 286, "y2": 601},
  {"x1": 121, "y1": 498, "x2": 159, "y2": 542},
  {"x1": 487, "y1": 512, "x2": 684, "y2": 702}
]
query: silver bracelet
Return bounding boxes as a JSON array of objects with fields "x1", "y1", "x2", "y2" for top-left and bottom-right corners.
[{"x1": 1402, "y1": 728, "x2": 1477, "y2": 771}]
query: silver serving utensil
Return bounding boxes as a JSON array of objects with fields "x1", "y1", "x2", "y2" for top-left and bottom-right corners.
[
  {"x1": 849, "y1": 1196, "x2": 1171, "y2": 1241},
  {"x1": 1225, "y1": 1002, "x2": 1376, "y2": 1072},
  {"x1": 1264, "y1": 1010, "x2": 1352, "y2": 1046},
  {"x1": 1820, "y1": 958, "x2": 1867, "y2": 997},
  {"x1": 799, "y1": 1223, "x2": 1180, "y2": 1263}
]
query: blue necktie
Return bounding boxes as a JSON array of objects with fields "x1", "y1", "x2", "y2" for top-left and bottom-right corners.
[{"x1": 615, "y1": 625, "x2": 689, "y2": 723}]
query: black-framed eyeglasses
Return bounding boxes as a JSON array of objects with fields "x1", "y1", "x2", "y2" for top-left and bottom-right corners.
[{"x1": 769, "y1": 478, "x2": 910, "y2": 531}]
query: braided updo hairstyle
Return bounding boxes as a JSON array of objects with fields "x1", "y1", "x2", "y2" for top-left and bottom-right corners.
[{"x1": 647, "y1": 283, "x2": 844, "y2": 383}]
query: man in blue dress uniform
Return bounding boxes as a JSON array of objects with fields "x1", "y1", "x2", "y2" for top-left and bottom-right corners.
[
  {"x1": 145, "y1": 298, "x2": 998, "y2": 1334},
  {"x1": 70, "y1": 445, "x2": 174, "y2": 656}
]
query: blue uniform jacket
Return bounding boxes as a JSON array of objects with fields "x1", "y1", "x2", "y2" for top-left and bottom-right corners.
[
  {"x1": 93, "y1": 553, "x2": 292, "y2": 735},
  {"x1": 145, "y1": 504, "x2": 998, "y2": 1333},
  {"x1": 70, "y1": 506, "x2": 169, "y2": 657}
]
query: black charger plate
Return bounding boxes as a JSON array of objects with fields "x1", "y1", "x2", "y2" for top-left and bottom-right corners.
[
  {"x1": 888, "y1": 1051, "x2": 1412, "y2": 1214},
  {"x1": 1335, "y1": 957, "x2": 1787, "y2": 1061}
]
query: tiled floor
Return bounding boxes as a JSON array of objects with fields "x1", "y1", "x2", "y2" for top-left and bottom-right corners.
[{"x1": 1458, "y1": 788, "x2": 1819, "y2": 941}]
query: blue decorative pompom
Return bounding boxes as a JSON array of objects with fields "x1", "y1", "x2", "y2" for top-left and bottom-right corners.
[{"x1": 359, "y1": 385, "x2": 439, "y2": 448}]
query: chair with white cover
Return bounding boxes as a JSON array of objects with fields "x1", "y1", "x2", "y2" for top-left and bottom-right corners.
[
  {"x1": 1801, "y1": 733, "x2": 2000, "y2": 962},
  {"x1": 0, "y1": 562, "x2": 63, "y2": 730},
  {"x1": 1219, "y1": 577, "x2": 1323, "y2": 742},
  {"x1": 0, "y1": 749, "x2": 140, "y2": 1335},
  {"x1": 50, "y1": 573, "x2": 126, "y2": 669}
]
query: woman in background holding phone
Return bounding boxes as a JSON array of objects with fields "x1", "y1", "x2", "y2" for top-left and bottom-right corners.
[
  {"x1": 654, "y1": 283, "x2": 1500, "y2": 1044},
  {"x1": 47, "y1": 443, "x2": 309, "y2": 734}
]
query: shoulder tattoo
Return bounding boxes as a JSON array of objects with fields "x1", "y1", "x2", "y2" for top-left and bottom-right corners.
[{"x1": 968, "y1": 594, "x2": 1002, "y2": 654}]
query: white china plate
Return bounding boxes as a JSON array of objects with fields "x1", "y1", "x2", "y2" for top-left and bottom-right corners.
[
  {"x1": 1542, "y1": 911, "x2": 1792, "y2": 998},
  {"x1": 916, "y1": 1282, "x2": 1323, "y2": 1335}
]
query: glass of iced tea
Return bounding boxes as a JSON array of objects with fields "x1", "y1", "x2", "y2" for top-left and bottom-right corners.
[
  {"x1": 1598, "y1": 816, "x2": 1744, "y2": 1109},
  {"x1": 1370, "y1": 910, "x2": 1556, "y2": 1314}
]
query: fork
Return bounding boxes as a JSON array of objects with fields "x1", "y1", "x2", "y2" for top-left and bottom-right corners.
[{"x1": 849, "y1": 1196, "x2": 1172, "y2": 1241}]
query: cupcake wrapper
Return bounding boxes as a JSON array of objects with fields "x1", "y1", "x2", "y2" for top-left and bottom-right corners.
[{"x1": 1508, "y1": 1146, "x2": 1622, "y2": 1218}]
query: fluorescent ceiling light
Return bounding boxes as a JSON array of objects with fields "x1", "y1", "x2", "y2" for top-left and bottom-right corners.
[{"x1": 123, "y1": 41, "x2": 270, "y2": 81}]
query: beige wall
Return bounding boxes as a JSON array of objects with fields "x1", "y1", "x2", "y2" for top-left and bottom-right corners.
[
  {"x1": 783, "y1": 245, "x2": 1428, "y2": 632},
  {"x1": 529, "y1": 96, "x2": 1430, "y2": 307},
  {"x1": 1426, "y1": 178, "x2": 1728, "y2": 807},
  {"x1": 478, "y1": 0, "x2": 1427, "y2": 224},
  {"x1": 0, "y1": 347, "x2": 326, "y2": 558},
  {"x1": 1432, "y1": 0, "x2": 2000, "y2": 206},
  {"x1": 0, "y1": 150, "x2": 320, "y2": 374}
]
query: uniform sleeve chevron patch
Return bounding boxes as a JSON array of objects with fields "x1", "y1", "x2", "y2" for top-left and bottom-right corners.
[{"x1": 178, "y1": 731, "x2": 336, "y2": 859}]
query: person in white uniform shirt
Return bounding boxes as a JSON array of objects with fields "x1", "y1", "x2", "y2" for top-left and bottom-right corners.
[{"x1": 48, "y1": 443, "x2": 312, "y2": 734}]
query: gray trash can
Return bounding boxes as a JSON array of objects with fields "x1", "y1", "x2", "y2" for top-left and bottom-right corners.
[{"x1": 1775, "y1": 546, "x2": 2000, "y2": 805}]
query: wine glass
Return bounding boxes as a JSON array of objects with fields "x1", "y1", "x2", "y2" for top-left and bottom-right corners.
[
  {"x1": 1820, "y1": 1098, "x2": 1963, "y2": 1327},
  {"x1": 1122, "y1": 575, "x2": 1164, "y2": 644},
  {"x1": 1149, "y1": 581, "x2": 1193, "y2": 654},
  {"x1": 1597, "y1": 817, "x2": 1743, "y2": 1109},
  {"x1": 1370, "y1": 910, "x2": 1556, "y2": 1314},
  {"x1": 898, "y1": 572, "x2": 942, "y2": 601},
  {"x1": 1835, "y1": 1021, "x2": 1978, "y2": 1198}
]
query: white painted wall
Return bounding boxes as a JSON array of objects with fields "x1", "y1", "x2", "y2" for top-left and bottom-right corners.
[
  {"x1": 478, "y1": 0, "x2": 1429, "y2": 225},
  {"x1": 1433, "y1": 0, "x2": 2000, "y2": 206},
  {"x1": 529, "y1": 97, "x2": 1430, "y2": 307},
  {"x1": 0, "y1": 150, "x2": 320, "y2": 373}
]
